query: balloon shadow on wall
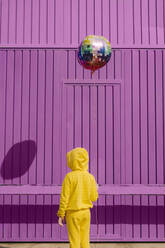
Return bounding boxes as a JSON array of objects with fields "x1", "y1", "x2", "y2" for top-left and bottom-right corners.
[{"x1": 0, "y1": 140, "x2": 37, "y2": 179}]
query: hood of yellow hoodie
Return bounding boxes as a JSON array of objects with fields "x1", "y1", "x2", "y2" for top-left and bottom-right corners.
[{"x1": 67, "y1": 147, "x2": 89, "y2": 171}]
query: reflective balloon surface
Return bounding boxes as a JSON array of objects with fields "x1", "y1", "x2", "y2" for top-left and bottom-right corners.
[{"x1": 77, "y1": 35, "x2": 111, "y2": 73}]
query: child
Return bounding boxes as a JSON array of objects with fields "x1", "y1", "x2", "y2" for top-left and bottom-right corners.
[{"x1": 57, "y1": 147, "x2": 99, "y2": 248}]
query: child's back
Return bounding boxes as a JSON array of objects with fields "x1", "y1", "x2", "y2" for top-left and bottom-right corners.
[{"x1": 57, "y1": 147, "x2": 99, "y2": 248}]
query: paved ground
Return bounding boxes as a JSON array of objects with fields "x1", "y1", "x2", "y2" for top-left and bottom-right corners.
[{"x1": 0, "y1": 243, "x2": 164, "y2": 248}]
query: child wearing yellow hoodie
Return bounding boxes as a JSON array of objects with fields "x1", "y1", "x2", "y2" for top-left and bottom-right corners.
[{"x1": 57, "y1": 147, "x2": 99, "y2": 248}]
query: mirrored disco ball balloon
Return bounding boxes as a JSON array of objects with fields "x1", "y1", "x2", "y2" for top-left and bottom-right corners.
[{"x1": 77, "y1": 35, "x2": 112, "y2": 74}]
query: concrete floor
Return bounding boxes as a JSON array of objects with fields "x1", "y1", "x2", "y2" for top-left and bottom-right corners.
[{"x1": 0, "y1": 243, "x2": 165, "y2": 248}]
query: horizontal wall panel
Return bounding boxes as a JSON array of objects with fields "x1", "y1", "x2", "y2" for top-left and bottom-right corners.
[{"x1": 0, "y1": 0, "x2": 165, "y2": 48}]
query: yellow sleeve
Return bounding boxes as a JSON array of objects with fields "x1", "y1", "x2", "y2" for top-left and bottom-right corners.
[
  {"x1": 90, "y1": 175, "x2": 99, "y2": 202},
  {"x1": 57, "y1": 175, "x2": 71, "y2": 218}
]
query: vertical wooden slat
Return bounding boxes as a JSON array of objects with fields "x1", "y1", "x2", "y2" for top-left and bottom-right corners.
[
  {"x1": 39, "y1": 0, "x2": 47, "y2": 44},
  {"x1": 106, "y1": 51, "x2": 114, "y2": 237},
  {"x1": 132, "y1": 50, "x2": 140, "y2": 184},
  {"x1": 31, "y1": 0, "x2": 39, "y2": 44},
  {"x1": 148, "y1": 50, "x2": 156, "y2": 184},
  {"x1": 12, "y1": 50, "x2": 22, "y2": 185},
  {"x1": 52, "y1": 195, "x2": 60, "y2": 240},
  {"x1": 75, "y1": 49, "x2": 84, "y2": 150},
  {"x1": 155, "y1": 50, "x2": 164, "y2": 184},
  {"x1": 132, "y1": 40, "x2": 141, "y2": 238},
  {"x1": 28, "y1": 50, "x2": 37, "y2": 185},
  {"x1": 98, "y1": 65, "x2": 106, "y2": 237},
  {"x1": 5, "y1": 50, "x2": 14, "y2": 185},
  {"x1": 117, "y1": 0, "x2": 124, "y2": 44},
  {"x1": 1, "y1": 0, "x2": 8, "y2": 44},
  {"x1": 148, "y1": 0, "x2": 157, "y2": 44},
  {"x1": 157, "y1": 195, "x2": 164, "y2": 239},
  {"x1": 27, "y1": 195, "x2": 35, "y2": 238},
  {"x1": 94, "y1": 0, "x2": 102, "y2": 36},
  {"x1": 149, "y1": 195, "x2": 157, "y2": 239},
  {"x1": 19, "y1": 50, "x2": 29, "y2": 184},
  {"x1": 107, "y1": 49, "x2": 114, "y2": 79},
  {"x1": 74, "y1": 85, "x2": 81, "y2": 147},
  {"x1": 19, "y1": 195, "x2": 28, "y2": 239},
  {"x1": 60, "y1": 52, "x2": 70, "y2": 241},
  {"x1": 120, "y1": 50, "x2": 126, "y2": 239},
  {"x1": 0, "y1": 51, "x2": 6, "y2": 184},
  {"x1": 90, "y1": 62, "x2": 99, "y2": 239},
  {"x1": 140, "y1": 50, "x2": 148, "y2": 184},
  {"x1": 124, "y1": 50, "x2": 132, "y2": 184},
  {"x1": 90, "y1": 85, "x2": 98, "y2": 237},
  {"x1": 36, "y1": 50, "x2": 45, "y2": 184},
  {"x1": 134, "y1": 0, "x2": 141, "y2": 44},
  {"x1": 125, "y1": 196, "x2": 133, "y2": 239},
  {"x1": 157, "y1": 0, "x2": 164, "y2": 45},
  {"x1": 140, "y1": 50, "x2": 149, "y2": 239},
  {"x1": 113, "y1": 86, "x2": 121, "y2": 236},
  {"x1": 43, "y1": 195, "x2": 51, "y2": 239},
  {"x1": 67, "y1": 50, "x2": 75, "y2": 168},
  {"x1": 141, "y1": 0, "x2": 149, "y2": 45},
  {"x1": 63, "y1": 0, "x2": 70, "y2": 45},
  {"x1": 44, "y1": 50, "x2": 53, "y2": 184},
  {"x1": 11, "y1": 195, "x2": 19, "y2": 239},
  {"x1": 55, "y1": 0, "x2": 63, "y2": 44},
  {"x1": 148, "y1": 50, "x2": 157, "y2": 239},
  {"x1": 4, "y1": 195, "x2": 12, "y2": 239},
  {"x1": 102, "y1": 0, "x2": 110, "y2": 40},
  {"x1": 105, "y1": 86, "x2": 113, "y2": 236},
  {"x1": 124, "y1": 50, "x2": 132, "y2": 238},
  {"x1": 36, "y1": 195, "x2": 44, "y2": 239},
  {"x1": 8, "y1": 0, "x2": 16, "y2": 44},
  {"x1": 53, "y1": 50, "x2": 66, "y2": 185},
  {"x1": 113, "y1": 86, "x2": 120, "y2": 184},
  {"x1": 60, "y1": 51, "x2": 67, "y2": 181},
  {"x1": 133, "y1": 195, "x2": 141, "y2": 239},
  {"x1": 115, "y1": 50, "x2": 122, "y2": 80},
  {"x1": 71, "y1": 0, "x2": 78, "y2": 45},
  {"x1": 163, "y1": 51, "x2": 165, "y2": 185},
  {"x1": 16, "y1": 0, "x2": 23, "y2": 44},
  {"x1": 124, "y1": 0, "x2": 133, "y2": 44},
  {"x1": 86, "y1": 0, "x2": 94, "y2": 36},
  {"x1": 79, "y1": 0, "x2": 86, "y2": 42},
  {"x1": 24, "y1": 0, "x2": 31, "y2": 44},
  {"x1": 110, "y1": 0, "x2": 118, "y2": 44},
  {"x1": 47, "y1": 0, "x2": 55, "y2": 45},
  {"x1": 141, "y1": 195, "x2": 149, "y2": 239},
  {"x1": 0, "y1": 195, "x2": 3, "y2": 239}
]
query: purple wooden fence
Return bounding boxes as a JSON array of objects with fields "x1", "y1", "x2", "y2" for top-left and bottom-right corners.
[
  {"x1": 0, "y1": 0, "x2": 165, "y2": 47},
  {"x1": 0, "y1": 49, "x2": 165, "y2": 241}
]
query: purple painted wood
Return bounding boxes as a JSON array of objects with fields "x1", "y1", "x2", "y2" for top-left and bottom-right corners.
[
  {"x1": 0, "y1": 46, "x2": 165, "y2": 241},
  {"x1": 0, "y1": 0, "x2": 165, "y2": 47},
  {"x1": 1, "y1": 184, "x2": 165, "y2": 195}
]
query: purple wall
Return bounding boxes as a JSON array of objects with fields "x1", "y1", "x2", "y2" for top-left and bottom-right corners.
[
  {"x1": 0, "y1": 49, "x2": 165, "y2": 241},
  {"x1": 0, "y1": 0, "x2": 165, "y2": 242}
]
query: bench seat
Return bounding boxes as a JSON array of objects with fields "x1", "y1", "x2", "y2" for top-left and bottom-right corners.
[{"x1": 0, "y1": 184, "x2": 164, "y2": 195}]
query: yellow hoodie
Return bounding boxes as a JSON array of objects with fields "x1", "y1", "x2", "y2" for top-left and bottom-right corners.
[{"x1": 57, "y1": 147, "x2": 99, "y2": 218}]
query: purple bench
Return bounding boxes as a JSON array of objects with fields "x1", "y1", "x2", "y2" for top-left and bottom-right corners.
[{"x1": 0, "y1": 184, "x2": 164, "y2": 195}]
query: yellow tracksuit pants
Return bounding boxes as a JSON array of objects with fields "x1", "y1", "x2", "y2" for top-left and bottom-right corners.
[{"x1": 66, "y1": 208, "x2": 91, "y2": 248}]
